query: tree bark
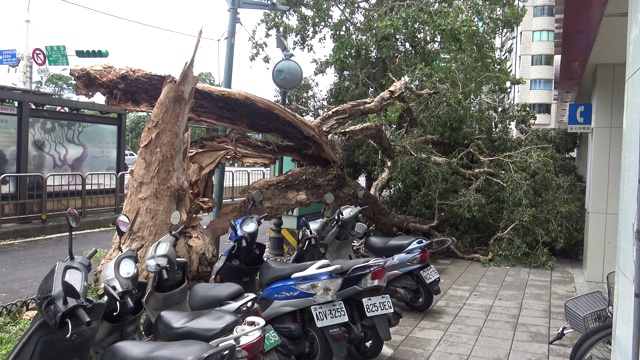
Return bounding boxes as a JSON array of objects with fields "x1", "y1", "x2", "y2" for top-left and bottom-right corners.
[
  {"x1": 72, "y1": 65, "x2": 340, "y2": 168},
  {"x1": 93, "y1": 35, "x2": 215, "y2": 283},
  {"x1": 71, "y1": 63, "x2": 446, "y2": 278}
]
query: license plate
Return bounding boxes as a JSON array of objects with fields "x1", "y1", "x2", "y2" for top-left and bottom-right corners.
[
  {"x1": 421, "y1": 265, "x2": 440, "y2": 283},
  {"x1": 311, "y1": 301, "x2": 349, "y2": 327},
  {"x1": 363, "y1": 295, "x2": 394, "y2": 316},
  {"x1": 263, "y1": 325, "x2": 281, "y2": 352}
]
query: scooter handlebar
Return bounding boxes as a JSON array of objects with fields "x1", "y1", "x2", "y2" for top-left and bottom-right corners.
[
  {"x1": 123, "y1": 293, "x2": 135, "y2": 310},
  {"x1": 74, "y1": 307, "x2": 92, "y2": 327},
  {"x1": 161, "y1": 268, "x2": 169, "y2": 281},
  {"x1": 85, "y1": 248, "x2": 98, "y2": 260}
]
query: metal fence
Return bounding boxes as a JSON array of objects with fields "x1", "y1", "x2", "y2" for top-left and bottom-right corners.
[
  {"x1": 223, "y1": 169, "x2": 270, "y2": 200},
  {"x1": 0, "y1": 168, "x2": 269, "y2": 225}
]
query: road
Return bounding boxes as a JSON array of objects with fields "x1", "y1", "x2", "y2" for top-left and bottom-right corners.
[{"x1": 0, "y1": 220, "x2": 273, "y2": 305}]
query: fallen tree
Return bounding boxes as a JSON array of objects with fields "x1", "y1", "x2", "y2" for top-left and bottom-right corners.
[
  {"x1": 73, "y1": 57, "x2": 446, "y2": 281},
  {"x1": 74, "y1": 1, "x2": 584, "y2": 274}
]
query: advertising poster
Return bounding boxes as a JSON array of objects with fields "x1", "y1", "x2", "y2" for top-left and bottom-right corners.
[
  {"x1": 0, "y1": 110, "x2": 17, "y2": 194},
  {"x1": 29, "y1": 117, "x2": 117, "y2": 189}
]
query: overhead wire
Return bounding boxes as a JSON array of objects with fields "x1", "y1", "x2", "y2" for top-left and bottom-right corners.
[
  {"x1": 61, "y1": 0, "x2": 275, "y2": 82},
  {"x1": 60, "y1": 0, "x2": 221, "y2": 41}
]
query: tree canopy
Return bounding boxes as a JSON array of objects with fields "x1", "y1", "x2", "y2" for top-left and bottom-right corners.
[
  {"x1": 33, "y1": 74, "x2": 75, "y2": 95},
  {"x1": 72, "y1": 1, "x2": 585, "y2": 275},
  {"x1": 249, "y1": 0, "x2": 585, "y2": 268}
]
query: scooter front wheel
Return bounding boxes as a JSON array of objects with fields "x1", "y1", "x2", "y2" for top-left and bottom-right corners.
[
  {"x1": 404, "y1": 275, "x2": 434, "y2": 312},
  {"x1": 295, "y1": 321, "x2": 333, "y2": 360}
]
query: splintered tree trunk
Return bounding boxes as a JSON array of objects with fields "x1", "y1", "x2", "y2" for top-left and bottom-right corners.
[
  {"x1": 73, "y1": 61, "x2": 442, "y2": 282},
  {"x1": 93, "y1": 34, "x2": 215, "y2": 283}
]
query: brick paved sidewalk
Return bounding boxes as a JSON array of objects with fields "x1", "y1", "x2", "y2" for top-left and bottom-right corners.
[{"x1": 375, "y1": 257, "x2": 599, "y2": 360}]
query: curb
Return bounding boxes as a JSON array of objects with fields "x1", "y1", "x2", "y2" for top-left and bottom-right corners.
[{"x1": 0, "y1": 214, "x2": 116, "y2": 242}]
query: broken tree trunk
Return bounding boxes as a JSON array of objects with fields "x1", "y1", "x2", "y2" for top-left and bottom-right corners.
[
  {"x1": 92, "y1": 34, "x2": 216, "y2": 284},
  {"x1": 72, "y1": 64, "x2": 443, "y2": 275}
]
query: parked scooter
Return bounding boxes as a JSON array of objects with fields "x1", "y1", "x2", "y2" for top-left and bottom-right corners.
[
  {"x1": 331, "y1": 257, "x2": 402, "y2": 359},
  {"x1": 293, "y1": 188, "x2": 455, "y2": 311},
  {"x1": 211, "y1": 190, "x2": 357, "y2": 360},
  {"x1": 90, "y1": 213, "x2": 146, "y2": 359},
  {"x1": 7, "y1": 208, "x2": 247, "y2": 360},
  {"x1": 8, "y1": 208, "x2": 106, "y2": 360},
  {"x1": 142, "y1": 209, "x2": 273, "y2": 360}
]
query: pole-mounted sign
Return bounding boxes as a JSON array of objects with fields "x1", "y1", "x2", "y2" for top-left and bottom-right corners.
[
  {"x1": 568, "y1": 103, "x2": 593, "y2": 132},
  {"x1": 32, "y1": 48, "x2": 46, "y2": 67},
  {"x1": 0, "y1": 49, "x2": 18, "y2": 66}
]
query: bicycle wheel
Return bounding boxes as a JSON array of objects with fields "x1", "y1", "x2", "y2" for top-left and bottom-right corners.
[
  {"x1": 426, "y1": 237, "x2": 455, "y2": 254},
  {"x1": 570, "y1": 322, "x2": 612, "y2": 360}
]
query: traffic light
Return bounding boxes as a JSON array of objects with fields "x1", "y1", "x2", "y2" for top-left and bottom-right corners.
[{"x1": 75, "y1": 50, "x2": 109, "y2": 58}]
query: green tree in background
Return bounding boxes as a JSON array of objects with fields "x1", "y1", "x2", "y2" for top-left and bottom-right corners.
[
  {"x1": 126, "y1": 113, "x2": 150, "y2": 152},
  {"x1": 197, "y1": 71, "x2": 218, "y2": 86},
  {"x1": 33, "y1": 74, "x2": 75, "y2": 95},
  {"x1": 252, "y1": 0, "x2": 585, "y2": 267}
]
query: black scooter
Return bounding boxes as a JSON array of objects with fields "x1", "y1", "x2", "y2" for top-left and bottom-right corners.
[{"x1": 8, "y1": 208, "x2": 238, "y2": 360}]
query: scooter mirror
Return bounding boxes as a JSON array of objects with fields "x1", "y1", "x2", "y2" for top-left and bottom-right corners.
[
  {"x1": 252, "y1": 190, "x2": 264, "y2": 203},
  {"x1": 356, "y1": 187, "x2": 366, "y2": 199},
  {"x1": 229, "y1": 220, "x2": 238, "y2": 233},
  {"x1": 115, "y1": 214, "x2": 131, "y2": 239},
  {"x1": 324, "y1": 193, "x2": 335, "y2": 205},
  {"x1": 66, "y1": 208, "x2": 81, "y2": 228},
  {"x1": 169, "y1": 211, "x2": 181, "y2": 225},
  {"x1": 62, "y1": 280, "x2": 82, "y2": 300}
]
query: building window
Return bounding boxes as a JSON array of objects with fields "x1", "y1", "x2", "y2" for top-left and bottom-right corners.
[
  {"x1": 530, "y1": 79, "x2": 553, "y2": 90},
  {"x1": 533, "y1": 6, "x2": 555, "y2": 17},
  {"x1": 533, "y1": 30, "x2": 554, "y2": 42},
  {"x1": 530, "y1": 104, "x2": 552, "y2": 114},
  {"x1": 531, "y1": 55, "x2": 554, "y2": 66}
]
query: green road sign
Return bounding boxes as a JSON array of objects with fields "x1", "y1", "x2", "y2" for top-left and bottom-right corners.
[{"x1": 45, "y1": 45, "x2": 69, "y2": 66}]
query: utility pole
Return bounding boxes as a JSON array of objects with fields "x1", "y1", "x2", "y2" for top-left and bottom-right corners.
[
  {"x1": 21, "y1": 0, "x2": 33, "y2": 89},
  {"x1": 211, "y1": 0, "x2": 290, "y2": 253}
]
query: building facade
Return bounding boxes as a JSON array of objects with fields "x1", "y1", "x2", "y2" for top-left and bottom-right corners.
[
  {"x1": 513, "y1": 0, "x2": 559, "y2": 128},
  {"x1": 553, "y1": 0, "x2": 635, "y2": 356}
]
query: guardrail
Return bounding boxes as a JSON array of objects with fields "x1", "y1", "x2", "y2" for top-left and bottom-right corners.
[{"x1": 0, "y1": 168, "x2": 270, "y2": 226}]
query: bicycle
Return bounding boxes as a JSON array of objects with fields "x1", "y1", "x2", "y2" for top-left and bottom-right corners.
[{"x1": 549, "y1": 271, "x2": 615, "y2": 360}]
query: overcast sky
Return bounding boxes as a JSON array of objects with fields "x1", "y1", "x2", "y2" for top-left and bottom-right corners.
[{"x1": 0, "y1": 0, "x2": 327, "y2": 101}]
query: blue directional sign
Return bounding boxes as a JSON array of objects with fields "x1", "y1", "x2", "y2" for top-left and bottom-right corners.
[
  {"x1": 568, "y1": 103, "x2": 593, "y2": 132},
  {"x1": 0, "y1": 49, "x2": 18, "y2": 66}
]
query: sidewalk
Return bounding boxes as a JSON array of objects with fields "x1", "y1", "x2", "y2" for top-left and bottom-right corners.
[{"x1": 377, "y1": 257, "x2": 606, "y2": 360}]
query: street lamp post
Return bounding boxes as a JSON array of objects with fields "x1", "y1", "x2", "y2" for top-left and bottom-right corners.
[
  {"x1": 211, "y1": 0, "x2": 290, "y2": 253},
  {"x1": 268, "y1": 35, "x2": 303, "y2": 256}
]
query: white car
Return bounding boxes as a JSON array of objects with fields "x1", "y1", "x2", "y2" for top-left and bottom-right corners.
[{"x1": 125, "y1": 151, "x2": 138, "y2": 166}]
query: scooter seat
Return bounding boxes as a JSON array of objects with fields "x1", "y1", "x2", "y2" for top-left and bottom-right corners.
[
  {"x1": 102, "y1": 340, "x2": 218, "y2": 360},
  {"x1": 153, "y1": 309, "x2": 242, "y2": 342},
  {"x1": 259, "y1": 260, "x2": 319, "y2": 288},
  {"x1": 189, "y1": 282, "x2": 245, "y2": 311},
  {"x1": 365, "y1": 235, "x2": 423, "y2": 257}
]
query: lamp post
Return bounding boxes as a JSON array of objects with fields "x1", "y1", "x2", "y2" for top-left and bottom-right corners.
[
  {"x1": 211, "y1": 0, "x2": 290, "y2": 253},
  {"x1": 268, "y1": 35, "x2": 302, "y2": 256},
  {"x1": 272, "y1": 35, "x2": 302, "y2": 176}
]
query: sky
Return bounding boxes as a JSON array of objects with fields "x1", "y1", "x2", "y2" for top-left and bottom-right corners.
[{"x1": 0, "y1": 0, "x2": 329, "y2": 102}]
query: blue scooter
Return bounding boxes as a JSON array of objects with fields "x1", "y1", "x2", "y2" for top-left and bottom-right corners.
[
  {"x1": 293, "y1": 188, "x2": 455, "y2": 312},
  {"x1": 211, "y1": 190, "x2": 357, "y2": 360}
]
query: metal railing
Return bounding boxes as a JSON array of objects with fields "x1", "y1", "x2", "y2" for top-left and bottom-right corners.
[
  {"x1": 223, "y1": 169, "x2": 270, "y2": 201},
  {"x1": 0, "y1": 168, "x2": 269, "y2": 225}
]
